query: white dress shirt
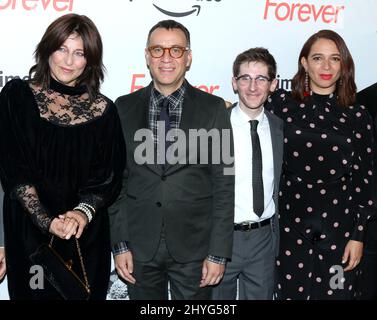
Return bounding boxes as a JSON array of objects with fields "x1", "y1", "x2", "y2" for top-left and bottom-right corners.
[{"x1": 231, "y1": 103, "x2": 275, "y2": 223}]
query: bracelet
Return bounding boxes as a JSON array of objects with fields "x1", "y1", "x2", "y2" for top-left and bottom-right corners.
[
  {"x1": 73, "y1": 203, "x2": 94, "y2": 223},
  {"x1": 73, "y1": 205, "x2": 92, "y2": 223},
  {"x1": 83, "y1": 203, "x2": 95, "y2": 213}
]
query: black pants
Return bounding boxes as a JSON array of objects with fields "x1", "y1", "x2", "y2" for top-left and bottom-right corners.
[{"x1": 127, "y1": 237, "x2": 211, "y2": 300}]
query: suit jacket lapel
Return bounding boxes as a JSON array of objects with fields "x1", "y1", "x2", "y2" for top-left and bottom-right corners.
[
  {"x1": 265, "y1": 111, "x2": 283, "y2": 192},
  {"x1": 228, "y1": 104, "x2": 282, "y2": 186},
  {"x1": 165, "y1": 83, "x2": 203, "y2": 174},
  {"x1": 129, "y1": 83, "x2": 163, "y2": 176}
]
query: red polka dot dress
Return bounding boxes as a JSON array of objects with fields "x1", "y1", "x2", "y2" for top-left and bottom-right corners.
[{"x1": 266, "y1": 89, "x2": 374, "y2": 300}]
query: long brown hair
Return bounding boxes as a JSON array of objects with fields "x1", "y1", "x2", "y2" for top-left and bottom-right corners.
[
  {"x1": 29, "y1": 13, "x2": 104, "y2": 101},
  {"x1": 292, "y1": 29, "x2": 356, "y2": 107}
]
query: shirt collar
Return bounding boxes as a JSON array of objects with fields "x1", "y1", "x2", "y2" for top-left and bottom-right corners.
[
  {"x1": 152, "y1": 81, "x2": 186, "y2": 110},
  {"x1": 232, "y1": 102, "x2": 265, "y2": 127}
]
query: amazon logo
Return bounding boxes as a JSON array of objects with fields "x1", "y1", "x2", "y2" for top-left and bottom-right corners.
[
  {"x1": 153, "y1": 4, "x2": 201, "y2": 17},
  {"x1": 128, "y1": 1, "x2": 222, "y2": 18}
]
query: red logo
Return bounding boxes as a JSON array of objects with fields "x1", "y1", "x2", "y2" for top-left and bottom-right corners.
[
  {"x1": 0, "y1": 0, "x2": 74, "y2": 11},
  {"x1": 131, "y1": 74, "x2": 220, "y2": 94},
  {"x1": 263, "y1": 0, "x2": 345, "y2": 23}
]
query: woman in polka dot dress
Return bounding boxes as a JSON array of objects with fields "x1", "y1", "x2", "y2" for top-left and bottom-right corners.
[{"x1": 265, "y1": 30, "x2": 375, "y2": 300}]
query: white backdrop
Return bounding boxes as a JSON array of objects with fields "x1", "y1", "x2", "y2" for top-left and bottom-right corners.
[{"x1": 1, "y1": 0, "x2": 377, "y2": 299}]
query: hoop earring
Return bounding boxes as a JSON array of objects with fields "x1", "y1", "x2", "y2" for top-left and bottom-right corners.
[
  {"x1": 304, "y1": 72, "x2": 310, "y2": 97},
  {"x1": 338, "y1": 78, "x2": 343, "y2": 86}
]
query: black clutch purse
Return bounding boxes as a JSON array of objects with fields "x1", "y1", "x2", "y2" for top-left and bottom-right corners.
[{"x1": 29, "y1": 236, "x2": 91, "y2": 300}]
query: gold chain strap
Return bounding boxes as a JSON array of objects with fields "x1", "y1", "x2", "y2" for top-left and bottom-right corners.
[
  {"x1": 74, "y1": 237, "x2": 90, "y2": 291},
  {"x1": 50, "y1": 236, "x2": 91, "y2": 292}
]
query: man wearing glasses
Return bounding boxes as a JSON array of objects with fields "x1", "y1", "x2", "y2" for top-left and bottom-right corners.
[
  {"x1": 109, "y1": 20, "x2": 234, "y2": 299},
  {"x1": 213, "y1": 48, "x2": 283, "y2": 300}
]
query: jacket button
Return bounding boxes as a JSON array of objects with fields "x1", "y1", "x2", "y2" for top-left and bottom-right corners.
[
  {"x1": 156, "y1": 202, "x2": 162, "y2": 207},
  {"x1": 161, "y1": 176, "x2": 166, "y2": 181}
]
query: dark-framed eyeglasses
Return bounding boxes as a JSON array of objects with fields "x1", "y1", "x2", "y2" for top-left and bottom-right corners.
[
  {"x1": 148, "y1": 45, "x2": 190, "y2": 59},
  {"x1": 235, "y1": 74, "x2": 271, "y2": 86}
]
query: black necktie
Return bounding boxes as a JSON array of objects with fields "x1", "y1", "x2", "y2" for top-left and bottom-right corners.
[
  {"x1": 158, "y1": 98, "x2": 171, "y2": 166},
  {"x1": 250, "y1": 120, "x2": 264, "y2": 217}
]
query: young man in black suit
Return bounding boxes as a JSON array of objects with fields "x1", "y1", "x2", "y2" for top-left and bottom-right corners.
[
  {"x1": 213, "y1": 48, "x2": 283, "y2": 300},
  {"x1": 109, "y1": 20, "x2": 234, "y2": 300}
]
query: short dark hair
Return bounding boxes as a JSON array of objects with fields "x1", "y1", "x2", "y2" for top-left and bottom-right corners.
[
  {"x1": 292, "y1": 29, "x2": 356, "y2": 107},
  {"x1": 29, "y1": 13, "x2": 104, "y2": 101},
  {"x1": 233, "y1": 47, "x2": 277, "y2": 80},
  {"x1": 147, "y1": 19, "x2": 191, "y2": 47}
]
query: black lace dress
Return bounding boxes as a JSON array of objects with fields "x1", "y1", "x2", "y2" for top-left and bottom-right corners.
[
  {"x1": 0, "y1": 78, "x2": 126, "y2": 299},
  {"x1": 266, "y1": 89, "x2": 375, "y2": 300}
]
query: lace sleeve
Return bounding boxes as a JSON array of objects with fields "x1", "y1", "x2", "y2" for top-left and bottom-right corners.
[{"x1": 13, "y1": 184, "x2": 52, "y2": 233}]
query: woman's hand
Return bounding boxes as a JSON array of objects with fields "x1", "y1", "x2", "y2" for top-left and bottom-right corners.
[
  {"x1": 48, "y1": 217, "x2": 67, "y2": 239},
  {"x1": 59, "y1": 210, "x2": 88, "y2": 239},
  {"x1": 342, "y1": 240, "x2": 363, "y2": 271}
]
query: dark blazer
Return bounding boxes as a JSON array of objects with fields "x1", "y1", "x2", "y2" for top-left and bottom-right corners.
[
  {"x1": 228, "y1": 103, "x2": 283, "y2": 256},
  {"x1": 109, "y1": 82, "x2": 235, "y2": 263},
  {"x1": 265, "y1": 109, "x2": 283, "y2": 256}
]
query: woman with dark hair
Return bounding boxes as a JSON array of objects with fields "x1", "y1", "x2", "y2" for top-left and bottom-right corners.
[
  {"x1": 0, "y1": 13, "x2": 126, "y2": 299},
  {"x1": 266, "y1": 29, "x2": 375, "y2": 299}
]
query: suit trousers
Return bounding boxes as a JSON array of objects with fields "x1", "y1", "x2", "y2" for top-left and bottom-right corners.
[
  {"x1": 212, "y1": 222, "x2": 275, "y2": 300},
  {"x1": 127, "y1": 234, "x2": 212, "y2": 300}
]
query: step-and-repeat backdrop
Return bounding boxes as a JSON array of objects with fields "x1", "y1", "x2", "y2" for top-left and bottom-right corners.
[{"x1": 1, "y1": 0, "x2": 377, "y2": 299}]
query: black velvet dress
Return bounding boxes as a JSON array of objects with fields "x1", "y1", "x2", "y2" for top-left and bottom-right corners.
[
  {"x1": 266, "y1": 89, "x2": 375, "y2": 300},
  {"x1": 0, "y1": 78, "x2": 126, "y2": 300}
]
